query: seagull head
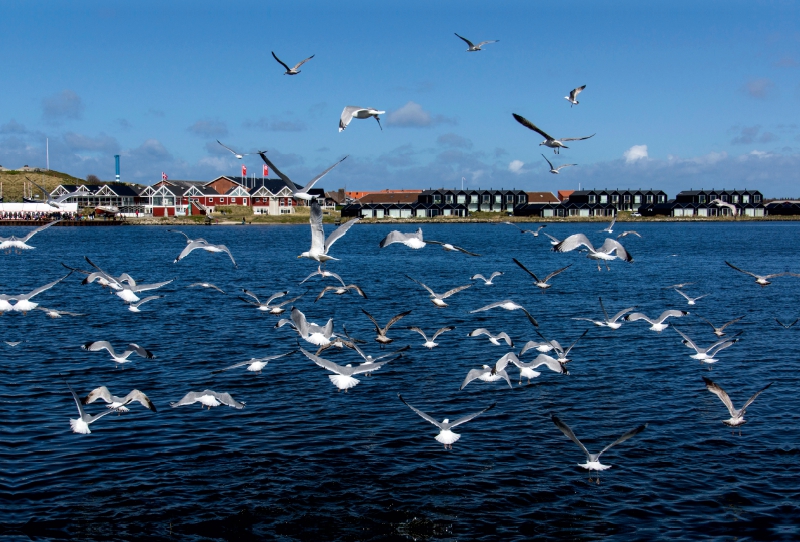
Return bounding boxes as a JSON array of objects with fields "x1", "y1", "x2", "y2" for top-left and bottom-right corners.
[{"x1": 442, "y1": 418, "x2": 450, "y2": 424}]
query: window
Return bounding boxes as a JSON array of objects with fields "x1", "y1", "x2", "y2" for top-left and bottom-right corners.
[
  {"x1": 754, "y1": 194, "x2": 761, "y2": 203},
  {"x1": 611, "y1": 195, "x2": 618, "y2": 203},
  {"x1": 599, "y1": 195, "x2": 607, "y2": 204},
  {"x1": 589, "y1": 195, "x2": 596, "y2": 204},
  {"x1": 434, "y1": 194, "x2": 442, "y2": 204},
  {"x1": 658, "y1": 195, "x2": 665, "y2": 203},
  {"x1": 743, "y1": 194, "x2": 750, "y2": 204},
  {"x1": 722, "y1": 195, "x2": 728, "y2": 202},
  {"x1": 506, "y1": 194, "x2": 513, "y2": 202},
  {"x1": 733, "y1": 195, "x2": 739, "y2": 203},
  {"x1": 646, "y1": 195, "x2": 653, "y2": 203},
  {"x1": 457, "y1": 194, "x2": 466, "y2": 204},
  {"x1": 482, "y1": 194, "x2": 490, "y2": 203},
  {"x1": 634, "y1": 195, "x2": 641, "y2": 203},
  {"x1": 445, "y1": 194, "x2": 453, "y2": 204},
  {"x1": 624, "y1": 194, "x2": 631, "y2": 203},
  {"x1": 517, "y1": 194, "x2": 526, "y2": 203},
  {"x1": 699, "y1": 195, "x2": 706, "y2": 204},
  {"x1": 495, "y1": 194, "x2": 501, "y2": 203}
]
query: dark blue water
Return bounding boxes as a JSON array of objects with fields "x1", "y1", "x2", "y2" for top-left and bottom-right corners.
[{"x1": 1, "y1": 221, "x2": 799, "y2": 540}]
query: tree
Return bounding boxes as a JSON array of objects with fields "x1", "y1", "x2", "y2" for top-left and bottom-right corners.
[{"x1": 86, "y1": 174, "x2": 100, "y2": 183}]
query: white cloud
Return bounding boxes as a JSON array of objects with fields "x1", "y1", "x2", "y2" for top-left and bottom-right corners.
[
  {"x1": 508, "y1": 160, "x2": 525, "y2": 173},
  {"x1": 623, "y1": 145, "x2": 648, "y2": 163},
  {"x1": 385, "y1": 101, "x2": 456, "y2": 128}
]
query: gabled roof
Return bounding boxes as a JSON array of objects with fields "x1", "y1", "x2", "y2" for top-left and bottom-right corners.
[
  {"x1": 225, "y1": 185, "x2": 251, "y2": 197},
  {"x1": 526, "y1": 191, "x2": 559, "y2": 203},
  {"x1": 358, "y1": 192, "x2": 420, "y2": 204}
]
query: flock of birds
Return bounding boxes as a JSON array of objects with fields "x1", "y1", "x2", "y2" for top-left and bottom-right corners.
[{"x1": 1, "y1": 208, "x2": 789, "y2": 484}]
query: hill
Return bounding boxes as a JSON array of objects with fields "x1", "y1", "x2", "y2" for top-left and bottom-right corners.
[{"x1": 1, "y1": 170, "x2": 93, "y2": 202}]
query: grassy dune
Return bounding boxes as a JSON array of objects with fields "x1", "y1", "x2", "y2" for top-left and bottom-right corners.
[{"x1": 0, "y1": 170, "x2": 86, "y2": 201}]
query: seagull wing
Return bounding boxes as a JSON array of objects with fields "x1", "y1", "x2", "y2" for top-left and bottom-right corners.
[
  {"x1": 540, "y1": 154, "x2": 555, "y2": 170},
  {"x1": 530, "y1": 354, "x2": 565, "y2": 374},
  {"x1": 449, "y1": 402, "x2": 496, "y2": 429},
  {"x1": 309, "y1": 200, "x2": 326, "y2": 254},
  {"x1": 440, "y1": 284, "x2": 472, "y2": 299},
  {"x1": 304, "y1": 155, "x2": 348, "y2": 194},
  {"x1": 292, "y1": 54, "x2": 315, "y2": 70},
  {"x1": 82, "y1": 340, "x2": 116, "y2": 356},
  {"x1": 257, "y1": 152, "x2": 298, "y2": 192},
  {"x1": 324, "y1": 215, "x2": 360, "y2": 253},
  {"x1": 460, "y1": 367, "x2": 490, "y2": 390},
  {"x1": 555, "y1": 164, "x2": 578, "y2": 172},
  {"x1": 512, "y1": 258, "x2": 542, "y2": 282},
  {"x1": 470, "y1": 300, "x2": 512, "y2": 313},
  {"x1": 271, "y1": 51, "x2": 291, "y2": 71},
  {"x1": 672, "y1": 326, "x2": 699, "y2": 352},
  {"x1": 398, "y1": 394, "x2": 444, "y2": 429},
  {"x1": 474, "y1": 40, "x2": 498, "y2": 47},
  {"x1": 125, "y1": 390, "x2": 157, "y2": 412},
  {"x1": 543, "y1": 264, "x2": 573, "y2": 283},
  {"x1": 598, "y1": 238, "x2": 632, "y2": 262},
  {"x1": 656, "y1": 310, "x2": 688, "y2": 323},
  {"x1": 431, "y1": 326, "x2": 455, "y2": 341},
  {"x1": 625, "y1": 312, "x2": 655, "y2": 324},
  {"x1": 597, "y1": 423, "x2": 648, "y2": 458},
  {"x1": 20, "y1": 219, "x2": 61, "y2": 243},
  {"x1": 703, "y1": 377, "x2": 737, "y2": 417},
  {"x1": 18, "y1": 273, "x2": 70, "y2": 300},
  {"x1": 725, "y1": 261, "x2": 759, "y2": 279},
  {"x1": 406, "y1": 327, "x2": 429, "y2": 341},
  {"x1": 130, "y1": 295, "x2": 163, "y2": 308},
  {"x1": 554, "y1": 233, "x2": 594, "y2": 253},
  {"x1": 454, "y1": 33, "x2": 474, "y2": 47},
  {"x1": 675, "y1": 289, "x2": 691, "y2": 301},
  {"x1": 300, "y1": 347, "x2": 351, "y2": 375},
  {"x1": 170, "y1": 391, "x2": 204, "y2": 407},
  {"x1": 543, "y1": 233, "x2": 560, "y2": 244},
  {"x1": 291, "y1": 307, "x2": 310, "y2": 337},
  {"x1": 216, "y1": 140, "x2": 242, "y2": 156},
  {"x1": 360, "y1": 308, "x2": 382, "y2": 331},
  {"x1": 405, "y1": 275, "x2": 437, "y2": 297},
  {"x1": 560, "y1": 134, "x2": 596, "y2": 142},
  {"x1": 551, "y1": 415, "x2": 592, "y2": 460},
  {"x1": 168, "y1": 229, "x2": 191, "y2": 242},
  {"x1": 719, "y1": 315, "x2": 745, "y2": 331},
  {"x1": 563, "y1": 329, "x2": 588, "y2": 356},
  {"x1": 339, "y1": 106, "x2": 363, "y2": 132},
  {"x1": 380, "y1": 229, "x2": 422, "y2": 248},
  {"x1": 471, "y1": 274, "x2": 487, "y2": 282},
  {"x1": 131, "y1": 279, "x2": 174, "y2": 293},
  {"x1": 83, "y1": 386, "x2": 113, "y2": 405},
  {"x1": 740, "y1": 382, "x2": 772, "y2": 414},
  {"x1": 512, "y1": 114, "x2": 554, "y2": 140},
  {"x1": 211, "y1": 391, "x2": 245, "y2": 409},
  {"x1": 570, "y1": 85, "x2": 586, "y2": 100},
  {"x1": 67, "y1": 381, "x2": 88, "y2": 419},
  {"x1": 175, "y1": 240, "x2": 207, "y2": 262},
  {"x1": 597, "y1": 297, "x2": 611, "y2": 322},
  {"x1": 127, "y1": 343, "x2": 155, "y2": 359},
  {"x1": 385, "y1": 309, "x2": 413, "y2": 331}
]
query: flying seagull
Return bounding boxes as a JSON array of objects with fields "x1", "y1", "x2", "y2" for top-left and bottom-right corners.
[
  {"x1": 66, "y1": 380, "x2": 131, "y2": 434},
  {"x1": 361, "y1": 308, "x2": 412, "y2": 347},
  {"x1": 564, "y1": 85, "x2": 586, "y2": 107},
  {"x1": 553, "y1": 233, "x2": 632, "y2": 271},
  {"x1": 26, "y1": 179, "x2": 85, "y2": 208},
  {"x1": 0, "y1": 219, "x2": 61, "y2": 252},
  {"x1": 725, "y1": 261, "x2": 798, "y2": 287},
  {"x1": 512, "y1": 258, "x2": 571, "y2": 291},
  {"x1": 512, "y1": 113, "x2": 595, "y2": 154},
  {"x1": 702, "y1": 377, "x2": 771, "y2": 435},
  {"x1": 170, "y1": 230, "x2": 237, "y2": 267},
  {"x1": 471, "y1": 271, "x2": 504, "y2": 285},
  {"x1": 188, "y1": 282, "x2": 226, "y2": 294},
  {"x1": 599, "y1": 215, "x2": 616, "y2": 235},
  {"x1": 543, "y1": 233, "x2": 561, "y2": 246},
  {"x1": 239, "y1": 289, "x2": 302, "y2": 314},
  {"x1": 454, "y1": 33, "x2": 498, "y2": 52},
  {"x1": 426, "y1": 240, "x2": 480, "y2": 256},
  {"x1": 83, "y1": 386, "x2": 157, "y2": 413},
  {"x1": 625, "y1": 310, "x2": 689, "y2": 332},
  {"x1": 300, "y1": 347, "x2": 391, "y2": 392},
  {"x1": 674, "y1": 289, "x2": 709, "y2": 306},
  {"x1": 470, "y1": 300, "x2": 539, "y2": 327},
  {"x1": 339, "y1": 106, "x2": 385, "y2": 132},
  {"x1": 213, "y1": 350, "x2": 297, "y2": 375},
  {"x1": 299, "y1": 200, "x2": 360, "y2": 262},
  {"x1": 616, "y1": 231, "x2": 641, "y2": 240},
  {"x1": 551, "y1": 415, "x2": 648, "y2": 483},
  {"x1": 82, "y1": 341, "x2": 155, "y2": 368},
  {"x1": 127, "y1": 295, "x2": 164, "y2": 313},
  {"x1": 503, "y1": 222, "x2": 547, "y2": 236},
  {"x1": 541, "y1": 154, "x2": 577, "y2": 174},
  {"x1": 775, "y1": 317, "x2": 799, "y2": 329},
  {"x1": 508, "y1": 352, "x2": 566, "y2": 383},
  {"x1": 216, "y1": 140, "x2": 258, "y2": 160},
  {"x1": 534, "y1": 329, "x2": 588, "y2": 365},
  {"x1": 399, "y1": 393, "x2": 495, "y2": 449},
  {"x1": 406, "y1": 275, "x2": 472, "y2": 308},
  {"x1": 697, "y1": 315, "x2": 745, "y2": 336},
  {"x1": 407, "y1": 326, "x2": 455, "y2": 349},
  {"x1": 314, "y1": 284, "x2": 367, "y2": 302},
  {"x1": 379, "y1": 228, "x2": 427, "y2": 250},
  {"x1": 170, "y1": 390, "x2": 245, "y2": 409},
  {"x1": 258, "y1": 152, "x2": 347, "y2": 201},
  {"x1": 468, "y1": 328, "x2": 513, "y2": 347},
  {"x1": 673, "y1": 327, "x2": 741, "y2": 364},
  {"x1": 83, "y1": 256, "x2": 173, "y2": 303},
  {"x1": 571, "y1": 297, "x2": 636, "y2": 330},
  {"x1": 5, "y1": 273, "x2": 71, "y2": 314},
  {"x1": 281, "y1": 306, "x2": 335, "y2": 346},
  {"x1": 301, "y1": 265, "x2": 346, "y2": 287},
  {"x1": 271, "y1": 51, "x2": 314, "y2": 75},
  {"x1": 460, "y1": 353, "x2": 514, "y2": 390},
  {"x1": 36, "y1": 307, "x2": 86, "y2": 318}
]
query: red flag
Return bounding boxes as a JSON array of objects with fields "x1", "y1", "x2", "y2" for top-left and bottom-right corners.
[
  {"x1": 263, "y1": 164, "x2": 269, "y2": 177},
  {"x1": 161, "y1": 172, "x2": 168, "y2": 181},
  {"x1": 241, "y1": 165, "x2": 247, "y2": 177}
]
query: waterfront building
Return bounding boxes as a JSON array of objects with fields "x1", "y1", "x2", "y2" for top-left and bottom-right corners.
[{"x1": 418, "y1": 189, "x2": 528, "y2": 213}]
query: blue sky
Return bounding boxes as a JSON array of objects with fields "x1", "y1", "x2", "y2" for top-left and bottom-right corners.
[{"x1": 2, "y1": 0, "x2": 798, "y2": 196}]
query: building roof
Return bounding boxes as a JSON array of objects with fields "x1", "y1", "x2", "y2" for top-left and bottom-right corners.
[
  {"x1": 357, "y1": 192, "x2": 421, "y2": 204},
  {"x1": 526, "y1": 191, "x2": 559, "y2": 203},
  {"x1": 557, "y1": 190, "x2": 574, "y2": 201}
]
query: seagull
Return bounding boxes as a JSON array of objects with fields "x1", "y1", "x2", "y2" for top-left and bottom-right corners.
[
  {"x1": 213, "y1": 350, "x2": 297, "y2": 375},
  {"x1": 6, "y1": 273, "x2": 71, "y2": 314},
  {"x1": 339, "y1": 106, "x2": 385, "y2": 132},
  {"x1": 127, "y1": 295, "x2": 164, "y2": 313},
  {"x1": 674, "y1": 289, "x2": 709, "y2": 306},
  {"x1": 282, "y1": 307, "x2": 335, "y2": 346},
  {"x1": 470, "y1": 300, "x2": 539, "y2": 327},
  {"x1": 258, "y1": 152, "x2": 348, "y2": 201},
  {"x1": 0, "y1": 219, "x2": 60, "y2": 251},
  {"x1": 215, "y1": 140, "x2": 258, "y2": 160},
  {"x1": 454, "y1": 33, "x2": 498, "y2": 52},
  {"x1": 512, "y1": 113, "x2": 595, "y2": 154},
  {"x1": 673, "y1": 327, "x2": 741, "y2": 364},
  {"x1": 66, "y1": 381, "x2": 131, "y2": 434},
  {"x1": 239, "y1": 289, "x2": 302, "y2": 314},
  {"x1": 398, "y1": 393, "x2": 495, "y2": 450},
  {"x1": 553, "y1": 233, "x2": 633, "y2": 271},
  {"x1": 27, "y1": 178, "x2": 86, "y2": 208},
  {"x1": 471, "y1": 272, "x2": 504, "y2": 285},
  {"x1": 299, "y1": 200, "x2": 360, "y2": 262},
  {"x1": 508, "y1": 352, "x2": 566, "y2": 383},
  {"x1": 543, "y1": 233, "x2": 561, "y2": 246},
  {"x1": 599, "y1": 215, "x2": 616, "y2": 234},
  {"x1": 512, "y1": 258, "x2": 571, "y2": 291},
  {"x1": 564, "y1": 85, "x2": 586, "y2": 107},
  {"x1": 710, "y1": 198, "x2": 738, "y2": 217},
  {"x1": 503, "y1": 222, "x2": 547, "y2": 236},
  {"x1": 697, "y1": 315, "x2": 745, "y2": 336},
  {"x1": 571, "y1": 297, "x2": 636, "y2": 330},
  {"x1": 702, "y1": 377, "x2": 772, "y2": 435},
  {"x1": 407, "y1": 326, "x2": 455, "y2": 349},
  {"x1": 271, "y1": 51, "x2": 314, "y2": 75},
  {"x1": 625, "y1": 310, "x2": 689, "y2": 332},
  {"x1": 616, "y1": 231, "x2": 641, "y2": 240},
  {"x1": 5, "y1": 341, "x2": 22, "y2": 347},
  {"x1": 170, "y1": 390, "x2": 245, "y2": 409},
  {"x1": 468, "y1": 328, "x2": 513, "y2": 347},
  {"x1": 518, "y1": 340, "x2": 554, "y2": 355},
  {"x1": 406, "y1": 275, "x2": 472, "y2": 308},
  {"x1": 460, "y1": 353, "x2": 514, "y2": 390},
  {"x1": 541, "y1": 153, "x2": 577, "y2": 174},
  {"x1": 663, "y1": 282, "x2": 696, "y2": 290},
  {"x1": 83, "y1": 386, "x2": 157, "y2": 413},
  {"x1": 351, "y1": 343, "x2": 408, "y2": 376},
  {"x1": 83, "y1": 257, "x2": 173, "y2": 303},
  {"x1": 775, "y1": 317, "x2": 799, "y2": 329},
  {"x1": 535, "y1": 329, "x2": 588, "y2": 365},
  {"x1": 188, "y1": 282, "x2": 226, "y2": 294},
  {"x1": 379, "y1": 228, "x2": 427, "y2": 249},
  {"x1": 426, "y1": 240, "x2": 480, "y2": 256},
  {"x1": 361, "y1": 308, "x2": 412, "y2": 347},
  {"x1": 314, "y1": 284, "x2": 367, "y2": 302},
  {"x1": 170, "y1": 230, "x2": 237, "y2": 267},
  {"x1": 82, "y1": 341, "x2": 155, "y2": 368},
  {"x1": 551, "y1": 415, "x2": 648, "y2": 483},
  {"x1": 300, "y1": 347, "x2": 391, "y2": 392},
  {"x1": 301, "y1": 265, "x2": 346, "y2": 287},
  {"x1": 0, "y1": 295, "x2": 12, "y2": 314},
  {"x1": 725, "y1": 261, "x2": 798, "y2": 287}
]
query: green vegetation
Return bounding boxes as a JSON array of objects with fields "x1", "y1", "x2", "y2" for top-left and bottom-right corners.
[{"x1": 0, "y1": 170, "x2": 85, "y2": 202}]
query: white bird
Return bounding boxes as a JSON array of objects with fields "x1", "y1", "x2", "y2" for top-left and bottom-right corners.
[
  {"x1": 625, "y1": 310, "x2": 689, "y2": 332},
  {"x1": 553, "y1": 233, "x2": 633, "y2": 271},
  {"x1": 513, "y1": 113, "x2": 595, "y2": 154},
  {"x1": 66, "y1": 381, "x2": 131, "y2": 434},
  {"x1": 616, "y1": 231, "x2": 641, "y2": 240},
  {"x1": 6, "y1": 273, "x2": 71, "y2": 314},
  {"x1": 426, "y1": 240, "x2": 480, "y2": 256},
  {"x1": 0, "y1": 219, "x2": 60, "y2": 251},
  {"x1": 697, "y1": 315, "x2": 745, "y2": 337},
  {"x1": 213, "y1": 350, "x2": 297, "y2": 375},
  {"x1": 4, "y1": 340, "x2": 21, "y2": 347},
  {"x1": 258, "y1": 152, "x2": 348, "y2": 201},
  {"x1": 216, "y1": 140, "x2": 257, "y2": 160},
  {"x1": 362, "y1": 308, "x2": 412, "y2": 347},
  {"x1": 83, "y1": 386, "x2": 157, "y2": 413},
  {"x1": 83, "y1": 257, "x2": 173, "y2": 303},
  {"x1": 673, "y1": 327, "x2": 741, "y2": 364},
  {"x1": 703, "y1": 377, "x2": 771, "y2": 435},
  {"x1": 170, "y1": 230, "x2": 237, "y2": 267},
  {"x1": 551, "y1": 415, "x2": 648, "y2": 482},
  {"x1": 170, "y1": 390, "x2": 245, "y2": 409},
  {"x1": 188, "y1": 282, "x2": 226, "y2": 294},
  {"x1": 674, "y1": 289, "x2": 709, "y2": 306},
  {"x1": 379, "y1": 228, "x2": 427, "y2": 250},
  {"x1": 541, "y1": 153, "x2": 577, "y2": 174},
  {"x1": 454, "y1": 33, "x2": 498, "y2": 52},
  {"x1": 518, "y1": 340, "x2": 555, "y2": 355},
  {"x1": 281, "y1": 307, "x2": 335, "y2": 346},
  {"x1": 407, "y1": 326, "x2": 455, "y2": 349},
  {"x1": 543, "y1": 233, "x2": 561, "y2": 246},
  {"x1": 339, "y1": 106, "x2": 385, "y2": 132},
  {"x1": 564, "y1": 84, "x2": 586, "y2": 107},
  {"x1": 725, "y1": 261, "x2": 798, "y2": 287},
  {"x1": 470, "y1": 299, "x2": 539, "y2": 327},
  {"x1": 512, "y1": 258, "x2": 571, "y2": 291},
  {"x1": 239, "y1": 289, "x2": 302, "y2": 314},
  {"x1": 399, "y1": 393, "x2": 495, "y2": 450},
  {"x1": 299, "y1": 200, "x2": 360, "y2": 262},
  {"x1": 663, "y1": 282, "x2": 695, "y2": 290},
  {"x1": 503, "y1": 222, "x2": 547, "y2": 236},
  {"x1": 508, "y1": 352, "x2": 566, "y2": 383},
  {"x1": 468, "y1": 328, "x2": 513, "y2": 347},
  {"x1": 27, "y1": 178, "x2": 86, "y2": 208},
  {"x1": 460, "y1": 354, "x2": 513, "y2": 390},
  {"x1": 127, "y1": 295, "x2": 164, "y2": 313},
  {"x1": 599, "y1": 215, "x2": 616, "y2": 234},
  {"x1": 471, "y1": 272, "x2": 504, "y2": 285},
  {"x1": 82, "y1": 341, "x2": 155, "y2": 368},
  {"x1": 301, "y1": 265, "x2": 346, "y2": 286},
  {"x1": 314, "y1": 284, "x2": 367, "y2": 302},
  {"x1": 710, "y1": 198, "x2": 738, "y2": 217},
  {"x1": 571, "y1": 297, "x2": 636, "y2": 330},
  {"x1": 406, "y1": 275, "x2": 472, "y2": 308},
  {"x1": 300, "y1": 347, "x2": 391, "y2": 391},
  {"x1": 271, "y1": 51, "x2": 314, "y2": 75},
  {"x1": 534, "y1": 329, "x2": 588, "y2": 365}
]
